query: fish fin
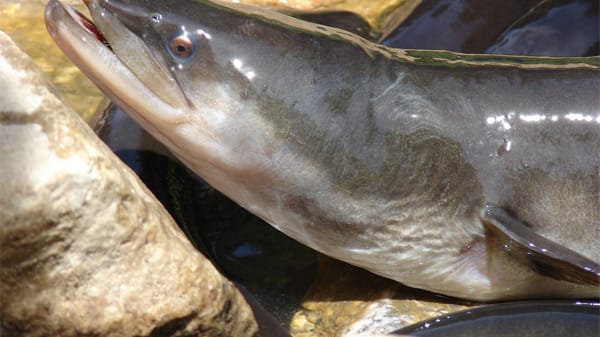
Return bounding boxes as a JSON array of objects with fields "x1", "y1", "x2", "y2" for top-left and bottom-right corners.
[{"x1": 481, "y1": 205, "x2": 600, "y2": 286}]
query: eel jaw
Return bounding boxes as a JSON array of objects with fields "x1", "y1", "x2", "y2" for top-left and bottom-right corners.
[{"x1": 44, "y1": 0, "x2": 190, "y2": 131}]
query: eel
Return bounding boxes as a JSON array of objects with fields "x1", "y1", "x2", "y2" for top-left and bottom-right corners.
[
  {"x1": 486, "y1": 0, "x2": 599, "y2": 57},
  {"x1": 380, "y1": 0, "x2": 541, "y2": 52},
  {"x1": 393, "y1": 301, "x2": 599, "y2": 336},
  {"x1": 45, "y1": 0, "x2": 600, "y2": 301}
]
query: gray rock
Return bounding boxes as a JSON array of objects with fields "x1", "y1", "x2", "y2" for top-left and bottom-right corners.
[{"x1": 0, "y1": 30, "x2": 258, "y2": 337}]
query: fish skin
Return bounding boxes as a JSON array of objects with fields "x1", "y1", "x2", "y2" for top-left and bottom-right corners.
[
  {"x1": 45, "y1": 0, "x2": 600, "y2": 301},
  {"x1": 392, "y1": 300, "x2": 599, "y2": 336}
]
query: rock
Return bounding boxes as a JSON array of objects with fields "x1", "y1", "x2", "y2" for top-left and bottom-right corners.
[
  {"x1": 0, "y1": 30, "x2": 258, "y2": 337},
  {"x1": 220, "y1": 0, "x2": 423, "y2": 39},
  {"x1": 290, "y1": 257, "x2": 469, "y2": 337},
  {"x1": 0, "y1": 0, "x2": 104, "y2": 122}
]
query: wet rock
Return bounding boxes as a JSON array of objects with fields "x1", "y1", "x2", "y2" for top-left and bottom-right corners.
[
  {"x1": 221, "y1": 0, "x2": 423, "y2": 39},
  {"x1": 0, "y1": 30, "x2": 258, "y2": 337},
  {"x1": 0, "y1": 0, "x2": 104, "y2": 122},
  {"x1": 290, "y1": 257, "x2": 469, "y2": 337}
]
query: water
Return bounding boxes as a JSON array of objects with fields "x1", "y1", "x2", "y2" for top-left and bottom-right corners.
[{"x1": 0, "y1": 0, "x2": 103, "y2": 122}]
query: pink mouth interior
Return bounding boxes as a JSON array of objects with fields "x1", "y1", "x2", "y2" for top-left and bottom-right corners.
[{"x1": 66, "y1": 5, "x2": 110, "y2": 47}]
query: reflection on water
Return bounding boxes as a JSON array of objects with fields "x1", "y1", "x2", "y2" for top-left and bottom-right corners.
[{"x1": 0, "y1": 0, "x2": 104, "y2": 122}]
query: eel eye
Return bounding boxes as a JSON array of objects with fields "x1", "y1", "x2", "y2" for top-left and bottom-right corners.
[{"x1": 168, "y1": 32, "x2": 196, "y2": 60}]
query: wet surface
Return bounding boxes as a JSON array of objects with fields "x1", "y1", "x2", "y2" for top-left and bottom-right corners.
[
  {"x1": 221, "y1": 0, "x2": 423, "y2": 36},
  {"x1": 381, "y1": 0, "x2": 542, "y2": 52},
  {"x1": 393, "y1": 301, "x2": 600, "y2": 337},
  {"x1": 0, "y1": 0, "x2": 103, "y2": 121},
  {"x1": 290, "y1": 257, "x2": 469, "y2": 336},
  {"x1": 486, "y1": 0, "x2": 600, "y2": 57},
  {"x1": 94, "y1": 103, "x2": 318, "y2": 332},
  {"x1": 93, "y1": 102, "x2": 471, "y2": 336},
  {"x1": 292, "y1": 10, "x2": 376, "y2": 40},
  {"x1": 4, "y1": 1, "x2": 599, "y2": 336}
]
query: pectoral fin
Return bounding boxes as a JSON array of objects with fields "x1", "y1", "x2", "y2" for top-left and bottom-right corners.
[{"x1": 481, "y1": 205, "x2": 599, "y2": 286}]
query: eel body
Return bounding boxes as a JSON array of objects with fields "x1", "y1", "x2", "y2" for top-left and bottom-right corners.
[{"x1": 45, "y1": 0, "x2": 599, "y2": 300}]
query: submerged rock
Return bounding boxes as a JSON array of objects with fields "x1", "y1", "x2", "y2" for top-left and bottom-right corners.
[
  {"x1": 290, "y1": 257, "x2": 468, "y2": 336},
  {"x1": 0, "y1": 30, "x2": 257, "y2": 337}
]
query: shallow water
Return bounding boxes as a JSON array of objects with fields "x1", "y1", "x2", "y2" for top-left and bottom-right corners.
[{"x1": 0, "y1": 0, "x2": 103, "y2": 122}]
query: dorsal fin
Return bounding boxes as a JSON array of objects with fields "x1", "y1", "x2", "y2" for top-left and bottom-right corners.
[{"x1": 481, "y1": 205, "x2": 600, "y2": 286}]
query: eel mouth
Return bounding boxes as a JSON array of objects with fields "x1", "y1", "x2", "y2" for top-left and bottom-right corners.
[
  {"x1": 44, "y1": 0, "x2": 189, "y2": 127},
  {"x1": 66, "y1": 3, "x2": 110, "y2": 48}
]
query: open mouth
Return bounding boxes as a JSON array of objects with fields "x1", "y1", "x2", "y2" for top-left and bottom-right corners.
[
  {"x1": 45, "y1": 0, "x2": 190, "y2": 125},
  {"x1": 64, "y1": 4, "x2": 110, "y2": 48}
]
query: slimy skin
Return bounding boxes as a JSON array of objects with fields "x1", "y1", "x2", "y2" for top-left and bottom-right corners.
[
  {"x1": 45, "y1": 0, "x2": 599, "y2": 301},
  {"x1": 394, "y1": 301, "x2": 599, "y2": 336}
]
